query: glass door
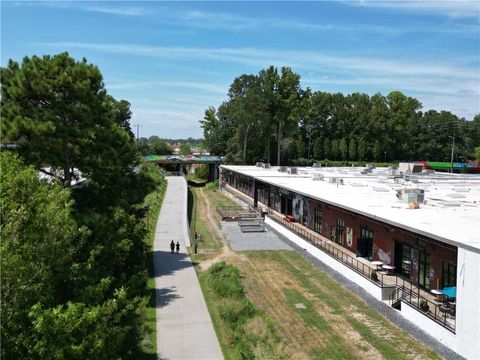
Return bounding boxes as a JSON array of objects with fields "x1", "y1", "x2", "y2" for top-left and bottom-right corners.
[{"x1": 418, "y1": 251, "x2": 431, "y2": 289}]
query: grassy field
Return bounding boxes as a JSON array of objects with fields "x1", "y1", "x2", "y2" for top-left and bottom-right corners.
[
  {"x1": 187, "y1": 186, "x2": 242, "y2": 263},
  {"x1": 138, "y1": 178, "x2": 167, "y2": 359},
  {"x1": 191, "y1": 189, "x2": 441, "y2": 360}
]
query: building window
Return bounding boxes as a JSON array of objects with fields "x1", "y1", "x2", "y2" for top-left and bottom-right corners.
[
  {"x1": 442, "y1": 261, "x2": 457, "y2": 288},
  {"x1": 335, "y1": 218, "x2": 345, "y2": 245},
  {"x1": 394, "y1": 243, "x2": 413, "y2": 278},
  {"x1": 357, "y1": 227, "x2": 373, "y2": 259},
  {"x1": 314, "y1": 207, "x2": 322, "y2": 234}
]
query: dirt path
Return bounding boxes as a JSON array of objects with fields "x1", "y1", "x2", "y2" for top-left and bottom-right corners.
[{"x1": 196, "y1": 188, "x2": 235, "y2": 271}]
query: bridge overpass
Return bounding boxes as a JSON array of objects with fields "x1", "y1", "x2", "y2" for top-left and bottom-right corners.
[{"x1": 145, "y1": 155, "x2": 224, "y2": 182}]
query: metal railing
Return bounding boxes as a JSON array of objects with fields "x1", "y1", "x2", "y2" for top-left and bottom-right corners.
[
  {"x1": 267, "y1": 211, "x2": 392, "y2": 288},
  {"x1": 392, "y1": 278, "x2": 456, "y2": 332}
]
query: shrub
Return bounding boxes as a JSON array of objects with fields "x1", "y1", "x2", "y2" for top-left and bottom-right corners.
[
  {"x1": 209, "y1": 262, "x2": 245, "y2": 299},
  {"x1": 420, "y1": 299, "x2": 429, "y2": 312},
  {"x1": 219, "y1": 299, "x2": 256, "y2": 327}
]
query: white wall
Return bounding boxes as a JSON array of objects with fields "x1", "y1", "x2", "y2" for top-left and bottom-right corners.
[
  {"x1": 454, "y1": 247, "x2": 480, "y2": 360},
  {"x1": 265, "y1": 217, "x2": 395, "y2": 300},
  {"x1": 400, "y1": 302, "x2": 457, "y2": 349}
]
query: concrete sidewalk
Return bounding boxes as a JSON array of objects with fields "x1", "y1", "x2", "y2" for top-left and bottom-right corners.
[{"x1": 153, "y1": 176, "x2": 223, "y2": 360}]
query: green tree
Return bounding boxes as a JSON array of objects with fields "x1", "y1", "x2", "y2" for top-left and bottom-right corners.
[
  {"x1": 1, "y1": 152, "x2": 80, "y2": 358},
  {"x1": 373, "y1": 140, "x2": 382, "y2": 161},
  {"x1": 323, "y1": 138, "x2": 331, "y2": 160},
  {"x1": 331, "y1": 139, "x2": 339, "y2": 160},
  {"x1": 358, "y1": 138, "x2": 366, "y2": 161},
  {"x1": 474, "y1": 146, "x2": 480, "y2": 160},
  {"x1": 349, "y1": 138, "x2": 357, "y2": 161},
  {"x1": 147, "y1": 136, "x2": 173, "y2": 155},
  {"x1": 1, "y1": 53, "x2": 136, "y2": 186},
  {"x1": 179, "y1": 143, "x2": 191, "y2": 155},
  {"x1": 111, "y1": 97, "x2": 135, "y2": 141},
  {"x1": 339, "y1": 138, "x2": 348, "y2": 161},
  {"x1": 313, "y1": 138, "x2": 323, "y2": 160}
]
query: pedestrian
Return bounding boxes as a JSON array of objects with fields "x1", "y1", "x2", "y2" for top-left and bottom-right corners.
[
  {"x1": 195, "y1": 231, "x2": 198, "y2": 240},
  {"x1": 194, "y1": 239, "x2": 198, "y2": 254},
  {"x1": 170, "y1": 240, "x2": 175, "y2": 255},
  {"x1": 176, "y1": 241, "x2": 180, "y2": 254}
]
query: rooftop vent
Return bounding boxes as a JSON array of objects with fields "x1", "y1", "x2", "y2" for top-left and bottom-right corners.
[
  {"x1": 329, "y1": 177, "x2": 343, "y2": 184},
  {"x1": 278, "y1": 166, "x2": 287, "y2": 172},
  {"x1": 312, "y1": 173, "x2": 324, "y2": 181},
  {"x1": 395, "y1": 188, "x2": 425, "y2": 204},
  {"x1": 287, "y1": 167, "x2": 298, "y2": 175},
  {"x1": 440, "y1": 201, "x2": 461, "y2": 207}
]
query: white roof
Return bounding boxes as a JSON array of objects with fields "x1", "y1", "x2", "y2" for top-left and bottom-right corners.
[{"x1": 221, "y1": 165, "x2": 480, "y2": 253}]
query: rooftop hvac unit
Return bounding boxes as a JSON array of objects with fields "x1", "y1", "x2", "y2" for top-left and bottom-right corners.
[
  {"x1": 395, "y1": 188, "x2": 425, "y2": 204},
  {"x1": 312, "y1": 173, "x2": 324, "y2": 181},
  {"x1": 278, "y1": 166, "x2": 287, "y2": 172},
  {"x1": 255, "y1": 162, "x2": 263, "y2": 167},
  {"x1": 361, "y1": 168, "x2": 373, "y2": 174},
  {"x1": 313, "y1": 162, "x2": 321, "y2": 168},
  {"x1": 329, "y1": 177, "x2": 343, "y2": 184},
  {"x1": 262, "y1": 163, "x2": 271, "y2": 169},
  {"x1": 366, "y1": 163, "x2": 376, "y2": 170},
  {"x1": 287, "y1": 167, "x2": 298, "y2": 174}
]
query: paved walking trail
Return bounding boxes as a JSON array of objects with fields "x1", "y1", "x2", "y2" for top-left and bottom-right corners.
[{"x1": 153, "y1": 176, "x2": 223, "y2": 360}]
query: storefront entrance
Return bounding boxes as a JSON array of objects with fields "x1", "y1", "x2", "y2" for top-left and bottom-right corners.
[{"x1": 280, "y1": 196, "x2": 293, "y2": 215}]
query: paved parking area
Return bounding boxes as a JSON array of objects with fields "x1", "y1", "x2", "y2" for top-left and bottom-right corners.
[{"x1": 221, "y1": 221, "x2": 293, "y2": 251}]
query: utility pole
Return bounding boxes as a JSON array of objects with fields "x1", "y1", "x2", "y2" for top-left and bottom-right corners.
[
  {"x1": 135, "y1": 123, "x2": 140, "y2": 141},
  {"x1": 450, "y1": 132, "x2": 455, "y2": 173}
]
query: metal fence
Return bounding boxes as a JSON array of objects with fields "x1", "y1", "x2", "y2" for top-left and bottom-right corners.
[
  {"x1": 267, "y1": 211, "x2": 391, "y2": 287},
  {"x1": 392, "y1": 277, "x2": 456, "y2": 332}
]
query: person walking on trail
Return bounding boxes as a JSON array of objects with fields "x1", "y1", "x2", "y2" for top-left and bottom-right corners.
[
  {"x1": 170, "y1": 240, "x2": 175, "y2": 255},
  {"x1": 176, "y1": 241, "x2": 180, "y2": 254}
]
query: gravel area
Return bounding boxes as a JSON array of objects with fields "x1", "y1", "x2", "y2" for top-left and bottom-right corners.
[
  {"x1": 222, "y1": 221, "x2": 293, "y2": 251},
  {"x1": 270, "y1": 226, "x2": 465, "y2": 360}
]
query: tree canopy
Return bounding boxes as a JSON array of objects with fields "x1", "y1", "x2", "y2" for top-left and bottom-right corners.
[
  {"x1": 1, "y1": 53, "x2": 162, "y2": 359},
  {"x1": 201, "y1": 66, "x2": 480, "y2": 165}
]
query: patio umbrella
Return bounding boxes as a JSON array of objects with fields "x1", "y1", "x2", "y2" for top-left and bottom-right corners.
[{"x1": 442, "y1": 286, "x2": 456, "y2": 298}]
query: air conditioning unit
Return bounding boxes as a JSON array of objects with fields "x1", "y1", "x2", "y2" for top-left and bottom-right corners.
[
  {"x1": 312, "y1": 173, "x2": 324, "y2": 181},
  {"x1": 396, "y1": 188, "x2": 425, "y2": 204},
  {"x1": 278, "y1": 166, "x2": 287, "y2": 172},
  {"x1": 255, "y1": 162, "x2": 263, "y2": 167},
  {"x1": 313, "y1": 162, "x2": 321, "y2": 168},
  {"x1": 262, "y1": 163, "x2": 271, "y2": 169},
  {"x1": 329, "y1": 177, "x2": 338, "y2": 184},
  {"x1": 287, "y1": 167, "x2": 298, "y2": 174}
]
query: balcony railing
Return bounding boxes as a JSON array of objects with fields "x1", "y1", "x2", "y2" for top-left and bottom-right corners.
[
  {"x1": 267, "y1": 211, "x2": 392, "y2": 288},
  {"x1": 392, "y1": 277, "x2": 456, "y2": 332}
]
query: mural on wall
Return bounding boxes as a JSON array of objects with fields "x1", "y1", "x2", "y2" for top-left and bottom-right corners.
[
  {"x1": 292, "y1": 194, "x2": 310, "y2": 224},
  {"x1": 346, "y1": 227, "x2": 353, "y2": 247},
  {"x1": 378, "y1": 248, "x2": 392, "y2": 264}
]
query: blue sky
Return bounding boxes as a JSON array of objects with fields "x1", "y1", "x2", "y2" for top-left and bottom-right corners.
[{"x1": 2, "y1": 1, "x2": 479, "y2": 139}]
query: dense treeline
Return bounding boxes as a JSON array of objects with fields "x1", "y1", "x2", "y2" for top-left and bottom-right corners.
[
  {"x1": 1, "y1": 53, "x2": 164, "y2": 359},
  {"x1": 137, "y1": 136, "x2": 205, "y2": 156},
  {"x1": 201, "y1": 66, "x2": 480, "y2": 165}
]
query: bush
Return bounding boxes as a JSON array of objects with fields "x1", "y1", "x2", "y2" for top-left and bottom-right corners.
[
  {"x1": 219, "y1": 299, "x2": 256, "y2": 327},
  {"x1": 205, "y1": 179, "x2": 219, "y2": 190},
  {"x1": 209, "y1": 262, "x2": 245, "y2": 299},
  {"x1": 194, "y1": 165, "x2": 209, "y2": 180},
  {"x1": 420, "y1": 299, "x2": 429, "y2": 312}
]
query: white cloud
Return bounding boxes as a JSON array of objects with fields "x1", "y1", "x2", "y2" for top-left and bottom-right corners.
[
  {"x1": 348, "y1": 0, "x2": 480, "y2": 18},
  {"x1": 41, "y1": 42, "x2": 479, "y2": 122},
  {"x1": 85, "y1": 6, "x2": 146, "y2": 16}
]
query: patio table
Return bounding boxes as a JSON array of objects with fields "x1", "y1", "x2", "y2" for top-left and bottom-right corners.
[
  {"x1": 371, "y1": 261, "x2": 383, "y2": 271},
  {"x1": 382, "y1": 264, "x2": 395, "y2": 275}
]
